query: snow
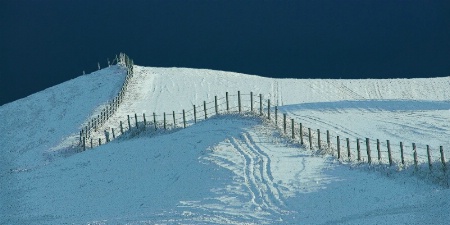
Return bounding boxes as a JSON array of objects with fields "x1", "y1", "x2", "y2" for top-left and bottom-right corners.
[{"x1": 1, "y1": 64, "x2": 449, "y2": 224}]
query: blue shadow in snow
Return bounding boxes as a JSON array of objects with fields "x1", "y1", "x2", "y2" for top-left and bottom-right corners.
[{"x1": 278, "y1": 100, "x2": 450, "y2": 112}]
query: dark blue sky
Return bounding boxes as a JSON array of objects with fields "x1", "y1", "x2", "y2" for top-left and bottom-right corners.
[{"x1": 1, "y1": 0, "x2": 450, "y2": 105}]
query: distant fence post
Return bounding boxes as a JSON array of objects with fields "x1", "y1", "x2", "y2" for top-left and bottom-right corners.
[
  {"x1": 275, "y1": 106, "x2": 278, "y2": 126},
  {"x1": 387, "y1": 140, "x2": 392, "y2": 166},
  {"x1": 259, "y1": 94, "x2": 263, "y2": 116},
  {"x1": 300, "y1": 123, "x2": 304, "y2": 145},
  {"x1": 400, "y1": 142, "x2": 405, "y2": 165},
  {"x1": 226, "y1": 92, "x2": 229, "y2": 112},
  {"x1": 173, "y1": 111, "x2": 176, "y2": 128},
  {"x1": 120, "y1": 121, "x2": 123, "y2": 134},
  {"x1": 204, "y1": 101, "x2": 207, "y2": 119},
  {"x1": 194, "y1": 105, "x2": 197, "y2": 123},
  {"x1": 215, "y1": 96, "x2": 218, "y2": 115},
  {"x1": 238, "y1": 91, "x2": 241, "y2": 113},
  {"x1": 440, "y1": 146, "x2": 446, "y2": 172},
  {"x1": 90, "y1": 139, "x2": 93, "y2": 148},
  {"x1": 135, "y1": 113, "x2": 138, "y2": 128},
  {"x1": 164, "y1": 112, "x2": 167, "y2": 130},
  {"x1": 291, "y1": 119, "x2": 295, "y2": 139},
  {"x1": 143, "y1": 113, "x2": 147, "y2": 126},
  {"x1": 83, "y1": 137, "x2": 86, "y2": 151},
  {"x1": 327, "y1": 130, "x2": 330, "y2": 150},
  {"x1": 377, "y1": 139, "x2": 381, "y2": 162},
  {"x1": 346, "y1": 138, "x2": 351, "y2": 160},
  {"x1": 283, "y1": 113, "x2": 287, "y2": 133},
  {"x1": 127, "y1": 115, "x2": 131, "y2": 129},
  {"x1": 183, "y1": 110, "x2": 186, "y2": 128},
  {"x1": 99, "y1": 138, "x2": 102, "y2": 146},
  {"x1": 337, "y1": 136, "x2": 341, "y2": 159},
  {"x1": 413, "y1": 143, "x2": 418, "y2": 170},
  {"x1": 308, "y1": 128, "x2": 312, "y2": 150},
  {"x1": 112, "y1": 128, "x2": 115, "y2": 139},
  {"x1": 267, "y1": 99, "x2": 270, "y2": 119},
  {"x1": 153, "y1": 112, "x2": 157, "y2": 130},
  {"x1": 356, "y1": 138, "x2": 361, "y2": 161},
  {"x1": 366, "y1": 138, "x2": 371, "y2": 164},
  {"x1": 250, "y1": 92, "x2": 253, "y2": 112},
  {"x1": 427, "y1": 145, "x2": 432, "y2": 171}
]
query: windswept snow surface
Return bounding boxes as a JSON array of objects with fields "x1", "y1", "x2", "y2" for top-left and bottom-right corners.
[{"x1": 1, "y1": 65, "x2": 449, "y2": 224}]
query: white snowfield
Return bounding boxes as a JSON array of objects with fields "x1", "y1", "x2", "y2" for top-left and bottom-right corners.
[{"x1": 1, "y1": 64, "x2": 449, "y2": 224}]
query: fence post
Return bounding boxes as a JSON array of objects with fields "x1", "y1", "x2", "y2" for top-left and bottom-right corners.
[
  {"x1": 356, "y1": 138, "x2": 361, "y2": 161},
  {"x1": 193, "y1": 105, "x2": 197, "y2": 123},
  {"x1": 183, "y1": 110, "x2": 186, "y2": 128},
  {"x1": 143, "y1": 113, "x2": 147, "y2": 126},
  {"x1": 127, "y1": 115, "x2": 131, "y2": 129},
  {"x1": 268, "y1": 99, "x2": 270, "y2": 119},
  {"x1": 163, "y1": 112, "x2": 166, "y2": 130},
  {"x1": 135, "y1": 113, "x2": 138, "y2": 128},
  {"x1": 283, "y1": 113, "x2": 287, "y2": 133},
  {"x1": 366, "y1": 138, "x2": 371, "y2": 164},
  {"x1": 413, "y1": 143, "x2": 418, "y2": 170},
  {"x1": 112, "y1": 128, "x2": 115, "y2": 139},
  {"x1": 250, "y1": 92, "x2": 253, "y2": 112},
  {"x1": 300, "y1": 123, "x2": 304, "y2": 145},
  {"x1": 377, "y1": 139, "x2": 381, "y2": 162},
  {"x1": 238, "y1": 91, "x2": 241, "y2": 113},
  {"x1": 173, "y1": 111, "x2": 176, "y2": 128},
  {"x1": 215, "y1": 96, "x2": 218, "y2": 115},
  {"x1": 346, "y1": 138, "x2": 351, "y2": 160},
  {"x1": 226, "y1": 92, "x2": 229, "y2": 112},
  {"x1": 275, "y1": 106, "x2": 278, "y2": 126},
  {"x1": 120, "y1": 121, "x2": 123, "y2": 134},
  {"x1": 440, "y1": 146, "x2": 446, "y2": 172},
  {"x1": 427, "y1": 145, "x2": 432, "y2": 171},
  {"x1": 291, "y1": 119, "x2": 295, "y2": 139},
  {"x1": 308, "y1": 128, "x2": 312, "y2": 150},
  {"x1": 337, "y1": 136, "x2": 341, "y2": 159},
  {"x1": 83, "y1": 137, "x2": 86, "y2": 151},
  {"x1": 153, "y1": 112, "x2": 157, "y2": 130},
  {"x1": 90, "y1": 139, "x2": 93, "y2": 149},
  {"x1": 99, "y1": 138, "x2": 102, "y2": 146},
  {"x1": 387, "y1": 140, "x2": 392, "y2": 166},
  {"x1": 327, "y1": 130, "x2": 330, "y2": 150},
  {"x1": 400, "y1": 142, "x2": 405, "y2": 165},
  {"x1": 204, "y1": 101, "x2": 207, "y2": 119},
  {"x1": 259, "y1": 94, "x2": 262, "y2": 116},
  {"x1": 315, "y1": 129, "x2": 320, "y2": 150}
]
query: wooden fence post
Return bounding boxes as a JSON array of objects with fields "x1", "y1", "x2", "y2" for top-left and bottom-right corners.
[
  {"x1": 226, "y1": 92, "x2": 229, "y2": 112},
  {"x1": 259, "y1": 94, "x2": 262, "y2": 116},
  {"x1": 387, "y1": 140, "x2": 392, "y2": 166},
  {"x1": 308, "y1": 128, "x2": 312, "y2": 150},
  {"x1": 112, "y1": 128, "x2": 115, "y2": 139},
  {"x1": 215, "y1": 96, "x2": 218, "y2": 115},
  {"x1": 413, "y1": 143, "x2": 418, "y2": 170},
  {"x1": 238, "y1": 91, "x2": 241, "y2": 113},
  {"x1": 400, "y1": 142, "x2": 405, "y2": 165},
  {"x1": 317, "y1": 129, "x2": 321, "y2": 149},
  {"x1": 143, "y1": 113, "x2": 147, "y2": 126},
  {"x1": 337, "y1": 136, "x2": 341, "y2": 159},
  {"x1": 99, "y1": 138, "x2": 102, "y2": 146},
  {"x1": 268, "y1": 99, "x2": 270, "y2": 119},
  {"x1": 173, "y1": 111, "x2": 176, "y2": 128},
  {"x1": 164, "y1": 112, "x2": 167, "y2": 130},
  {"x1": 204, "y1": 101, "x2": 207, "y2": 119},
  {"x1": 135, "y1": 113, "x2": 138, "y2": 128},
  {"x1": 291, "y1": 119, "x2": 295, "y2": 139},
  {"x1": 283, "y1": 113, "x2": 287, "y2": 133},
  {"x1": 194, "y1": 105, "x2": 197, "y2": 123},
  {"x1": 300, "y1": 123, "x2": 304, "y2": 145},
  {"x1": 153, "y1": 112, "x2": 157, "y2": 130},
  {"x1": 427, "y1": 145, "x2": 432, "y2": 171},
  {"x1": 250, "y1": 92, "x2": 253, "y2": 112},
  {"x1": 440, "y1": 146, "x2": 446, "y2": 172},
  {"x1": 275, "y1": 106, "x2": 278, "y2": 126},
  {"x1": 120, "y1": 121, "x2": 123, "y2": 134},
  {"x1": 327, "y1": 130, "x2": 330, "y2": 150},
  {"x1": 346, "y1": 138, "x2": 351, "y2": 160},
  {"x1": 83, "y1": 137, "x2": 86, "y2": 151},
  {"x1": 90, "y1": 139, "x2": 93, "y2": 149},
  {"x1": 377, "y1": 139, "x2": 381, "y2": 161},
  {"x1": 357, "y1": 138, "x2": 361, "y2": 161},
  {"x1": 183, "y1": 110, "x2": 186, "y2": 128},
  {"x1": 366, "y1": 138, "x2": 371, "y2": 164},
  {"x1": 127, "y1": 115, "x2": 131, "y2": 129}
]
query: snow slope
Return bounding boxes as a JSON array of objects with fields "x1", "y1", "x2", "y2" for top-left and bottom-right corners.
[{"x1": 1, "y1": 65, "x2": 449, "y2": 224}]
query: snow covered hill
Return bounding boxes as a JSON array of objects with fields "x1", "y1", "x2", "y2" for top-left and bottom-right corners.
[{"x1": 1, "y1": 62, "x2": 449, "y2": 224}]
